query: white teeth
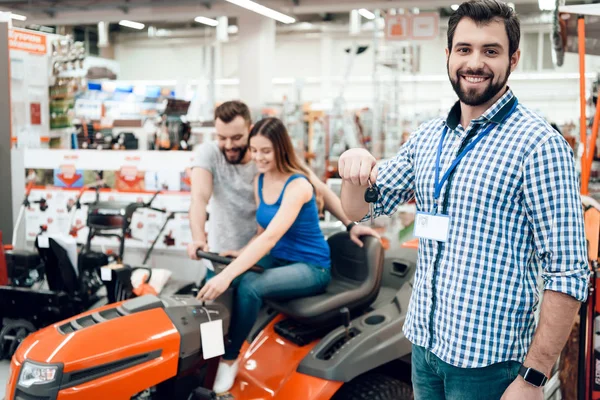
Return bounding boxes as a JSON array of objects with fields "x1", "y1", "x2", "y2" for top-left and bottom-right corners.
[{"x1": 464, "y1": 76, "x2": 486, "y2": 83}]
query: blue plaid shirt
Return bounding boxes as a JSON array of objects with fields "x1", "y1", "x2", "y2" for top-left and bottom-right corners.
[{"x1": 369, "y1": 88, "x2": 590, "y2": 368}]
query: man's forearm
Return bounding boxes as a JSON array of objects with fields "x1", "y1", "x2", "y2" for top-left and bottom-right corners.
[
  {"x1": 189, "y1": 200, "x2": 208, "y2": 242},
  {"x1": 523, "y1": 290, "x2": 581, "y2": 376},
  {"x1": 340, "y1": 181, "x2": 370, "y2": 222}
]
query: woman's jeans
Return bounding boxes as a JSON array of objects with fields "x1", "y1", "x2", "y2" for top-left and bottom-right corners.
[
  {"x1": 412, "y1": 345, "x2": 521, "y2": 400},
  {"x1": 205, "y1": 255, "x2": 331, "y2": 360}
]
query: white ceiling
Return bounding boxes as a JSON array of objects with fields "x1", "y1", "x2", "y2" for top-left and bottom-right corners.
[{"x1": 1, "y1": 0, "x2": 550, "y2": 26}]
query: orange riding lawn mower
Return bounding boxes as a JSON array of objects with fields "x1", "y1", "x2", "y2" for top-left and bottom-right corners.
[{"x1": 4, "y1": 231, "x2": 419, "y2": 400}]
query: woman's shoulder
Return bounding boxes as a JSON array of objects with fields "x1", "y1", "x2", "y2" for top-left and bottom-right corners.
[{"x1": 283, "y1": 175, "x2": 313, "y2": 198}]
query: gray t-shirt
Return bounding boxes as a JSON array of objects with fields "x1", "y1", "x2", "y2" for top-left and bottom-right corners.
[{"x1": 191, "y1": 142, "x2": 258, "y2": 252}]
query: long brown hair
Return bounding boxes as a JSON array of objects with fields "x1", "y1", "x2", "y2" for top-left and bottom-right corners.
[{"x1": 249, "y1": 117, "x2": 324, "y2": 209}]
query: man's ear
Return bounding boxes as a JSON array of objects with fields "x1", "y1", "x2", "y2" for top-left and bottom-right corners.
[
  {"x1": 445, "y1": 47, "x2": 450, "y2": 61},
  {"x1": 510, "y1": 49, "x2": 521, "y2": 73}
]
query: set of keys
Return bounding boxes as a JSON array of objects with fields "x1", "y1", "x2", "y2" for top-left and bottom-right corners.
[{"x1": 364, "y1": 179, "x2": 378, "y2": 226}]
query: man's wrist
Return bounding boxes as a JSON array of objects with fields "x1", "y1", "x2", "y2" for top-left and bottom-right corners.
[{"x1": 522, "y1": 357, "x2": 552, "y2": 378}]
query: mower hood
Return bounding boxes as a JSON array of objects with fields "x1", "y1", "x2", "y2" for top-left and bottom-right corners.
[{"x1": 10, "y1": 295, "x2": 181, "y2": 396}]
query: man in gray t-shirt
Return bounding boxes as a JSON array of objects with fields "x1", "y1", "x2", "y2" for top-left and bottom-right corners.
[
  {"x1": 191, "y1": 141, "x2": 257, "y2": 252},
  {"x1": 188, "y1": 101, "x2": 257, "y2": 256}
]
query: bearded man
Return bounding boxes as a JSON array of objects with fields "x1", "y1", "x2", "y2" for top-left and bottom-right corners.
[{"x1": 338, "y1": 1, "x2": 590, "y2": 399}]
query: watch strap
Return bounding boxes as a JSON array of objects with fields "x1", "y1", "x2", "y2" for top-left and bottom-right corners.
[{"x1": 346, "y1": 221, "x2": 358, "y2": 233}]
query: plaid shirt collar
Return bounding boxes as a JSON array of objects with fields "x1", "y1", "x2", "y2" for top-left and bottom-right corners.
[{"x1": 445, "y1": 87, "x2": 516, "y2": 131}]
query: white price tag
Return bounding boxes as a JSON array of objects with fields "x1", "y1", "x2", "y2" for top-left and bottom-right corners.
[
  {"x1": 414, "y1": 212, "x2": 451, "y2": 243},
  {"x1": 37, "y1": 235, "x2": 49, "y2": 249},
  {"x1": 100, "y1": 267, "x2": 112, "y2": 281},
  {"x1": 201, "y1": 319, "x2": 225, "y2": 359}
]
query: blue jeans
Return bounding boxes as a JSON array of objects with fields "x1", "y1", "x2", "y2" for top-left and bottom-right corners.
[
  {"x1": 206, "y1": 255, "x2": 331, "y2": 360},
  {"x1": 411, "y1": 345, "x2": 521, "y2": 400}
]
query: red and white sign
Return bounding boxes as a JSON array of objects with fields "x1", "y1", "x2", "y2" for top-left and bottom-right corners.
[
  {"x1": 385, "y1": 15, "x2": 410, "y2": 41},
  {"x1": 385, "y1": 12, "x2": 439, "y2": 41},
  {"x1": 411, "y1": 13, "x2": 439, "y2": 40},
  {"x1": 9, "y1": 28, "x2": 47, "y2": 55}
]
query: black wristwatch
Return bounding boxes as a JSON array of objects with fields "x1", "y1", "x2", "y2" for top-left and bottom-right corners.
[
  {"x1": 346, "y1": 221, "x2": 358, "y2": 233},
  {"x1": 518, "y1": 365, "x2": 548, "y2": 387}
]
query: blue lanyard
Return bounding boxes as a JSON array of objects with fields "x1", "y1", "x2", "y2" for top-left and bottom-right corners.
[{"x1": 433, "y1": 99, "x2": 518, "y2": 212}]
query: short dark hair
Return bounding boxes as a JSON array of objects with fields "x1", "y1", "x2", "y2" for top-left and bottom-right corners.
[
  {"x1": 214, "y1": 100, "x2": 251, "y2": 126},
  {"x1": 448, "y1": 0, "x2": 520, "y2": 58}
]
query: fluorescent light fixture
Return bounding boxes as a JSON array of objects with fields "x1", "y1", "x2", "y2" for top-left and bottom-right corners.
[
  {"x1": 224, "y1": 0, "x2": 295, "y2": 24},
  {"x1": 358, "y1": 8, "x2": 375, "y2": 20},
  {"x1": 538, "y1": 0, "x2": 555, "y2": 11},
  {"x1": 119, "y1": 20, "x2": 145, "y2": 30},
  {"x1": 11, "y1": 13, "x2": 26, "y2": 21},
  {"x1": 451, "y1": 4, "x2": 459, "y2": 11},
  {"x1": 39, "y1": 25, "x2": 54, "y2": 33},
  {"x1": 194, "y1": 16, "x2": 219, "y2": 26}
]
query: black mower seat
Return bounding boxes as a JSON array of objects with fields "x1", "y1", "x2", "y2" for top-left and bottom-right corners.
[{"x1": 266, "y1": 232, "x2": 384, "y2": 325}]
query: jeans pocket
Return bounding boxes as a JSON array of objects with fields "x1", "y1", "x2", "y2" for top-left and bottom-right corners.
[{"x1": 504, "y1": 361, "x2": 521, "y2": 382}]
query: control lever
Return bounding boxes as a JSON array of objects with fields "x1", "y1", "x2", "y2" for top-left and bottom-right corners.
[{"x1": 340, "y1": 307, "x2": 351, "y2": 340}]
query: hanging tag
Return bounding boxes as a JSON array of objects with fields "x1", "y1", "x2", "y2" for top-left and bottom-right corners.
[
  {"x1": 201, "y1": 319, "x2": 225, "y2": 359},
  {"x1": 100, "y1": 267, "x2": 112, "y2": 281},
  {"x1": 413, "y1": 212, "x2": 450, "y2": 243},
  {"x1": 37, "y1": 235, "x2": 49, "y2": 249}
]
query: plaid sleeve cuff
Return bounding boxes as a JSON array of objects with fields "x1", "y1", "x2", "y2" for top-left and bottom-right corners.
[
  {"x1": 542, "y1": 268, "x2": 591, "y2": 302},
  {"x1": 359, "y1": 199, "x2": 384, "y2": 223}
]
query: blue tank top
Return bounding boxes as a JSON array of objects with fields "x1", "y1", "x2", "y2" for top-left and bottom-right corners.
[{"x1": 256, "y1": 173, "x2": 331, "y2": 268}]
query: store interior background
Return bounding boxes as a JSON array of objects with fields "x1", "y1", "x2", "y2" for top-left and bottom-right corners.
[{"x1": 0, "y1": 0, "x2": 595, "y2": 392}]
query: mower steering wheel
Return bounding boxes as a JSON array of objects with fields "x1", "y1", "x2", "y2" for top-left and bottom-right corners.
[
  {"x1": 195, "y1": 250, "x2": 234, "y2": 265},
  {"x1": 195, "y1": 250, "x2": 264, "y2": 273}
]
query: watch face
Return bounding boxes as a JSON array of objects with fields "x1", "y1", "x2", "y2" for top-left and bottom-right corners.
[{"x1": 524, "y1": 368, "x2": 546, "y2": 387}]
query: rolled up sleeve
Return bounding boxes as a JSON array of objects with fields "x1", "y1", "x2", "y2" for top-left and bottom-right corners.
[{"x1": 523, "y1": 134, "x2": 590, "y2": 302}]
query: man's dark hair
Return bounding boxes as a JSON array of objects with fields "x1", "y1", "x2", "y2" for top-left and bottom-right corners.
[
  {"x1": 448, "y1": 0, "x2": 520, "y2": 58},
  {"x1": 214, "y1": 100, "x2": 251, "y2": 126}
]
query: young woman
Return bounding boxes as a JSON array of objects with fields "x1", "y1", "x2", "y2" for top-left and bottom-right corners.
[{"x1": 197, "y1": 117, "x2": 377, "y2": 394}]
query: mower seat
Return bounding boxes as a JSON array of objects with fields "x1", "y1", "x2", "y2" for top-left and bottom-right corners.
[{"x1": 266, "y1": 232, "x2": 384, "y2": 325}]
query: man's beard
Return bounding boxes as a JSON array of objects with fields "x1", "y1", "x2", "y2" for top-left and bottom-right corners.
[
  {"x1": 221, "y1": 145, "x2": 248, "y2": 164},
  {"x1": 448, "y1": 61, "x2": 510, "y2": 107}
]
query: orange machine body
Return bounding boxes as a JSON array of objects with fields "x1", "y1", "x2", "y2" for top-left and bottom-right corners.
[
  {"x1": 229, "y1": 315, "x2": 343, "y2": 399},
  {"x1": 5, "y1": 301, "x2": 180, "y2": 399}
]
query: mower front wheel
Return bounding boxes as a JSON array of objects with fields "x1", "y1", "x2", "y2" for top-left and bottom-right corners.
[{"x1": 331, "y1": 373, "x2": 413, "y2": 400}]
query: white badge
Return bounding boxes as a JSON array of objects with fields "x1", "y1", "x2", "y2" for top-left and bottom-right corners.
[
  {"x1": 37, "y1": 235, "x2": 49, "y2": 249},
  {"x1": 201, "y1": 319, "x2": 225, "y2": 359},
  {"x1": 413, "y1": 212, "x2": 450, "y2": 242}
]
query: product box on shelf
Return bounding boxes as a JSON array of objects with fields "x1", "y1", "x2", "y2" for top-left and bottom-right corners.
[{"x1": 22, "y1": 149, "x2": 196, "y2": 254}]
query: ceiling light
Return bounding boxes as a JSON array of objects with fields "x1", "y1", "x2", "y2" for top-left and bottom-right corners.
[
  {"x1": 194, "y1": 16, "x2": 219, "y2": 26},
  {"x1": 451, "y1": 4, "x2": 459, "y2": 11},
  {"x1": 538, "y1": 0, "x2": 555, "y2": 11},
  {"x1": 11, "y1": 13, "x2": 26, "y2": 21},
  {"x1": 227, "y1": 25, "x2": 239, "y2": 34},
  {"x1": 358, "y1": 8, "x2": 375, "y2": 20},
  {"x1": 119, "y1": 20, "x2": 145, "y2": 30},
  {"x1": 224, "y1": 0, "x2": 295, "y2": 24}
]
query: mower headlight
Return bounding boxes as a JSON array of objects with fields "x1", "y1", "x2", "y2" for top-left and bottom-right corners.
[{"x1": 18, "y1": 362, "x2": 57, "y2": 388}]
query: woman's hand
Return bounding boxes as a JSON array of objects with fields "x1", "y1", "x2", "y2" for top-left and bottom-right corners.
[
  {"x1": 220, "y1": 250, "x2": 241, "y2": 258},
  {"x1": 197, "y1": 273, "x2": 233, "y2": 301},
  {"x1": 349, "y1": 224, "x2": 381, "y2": 247}
]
